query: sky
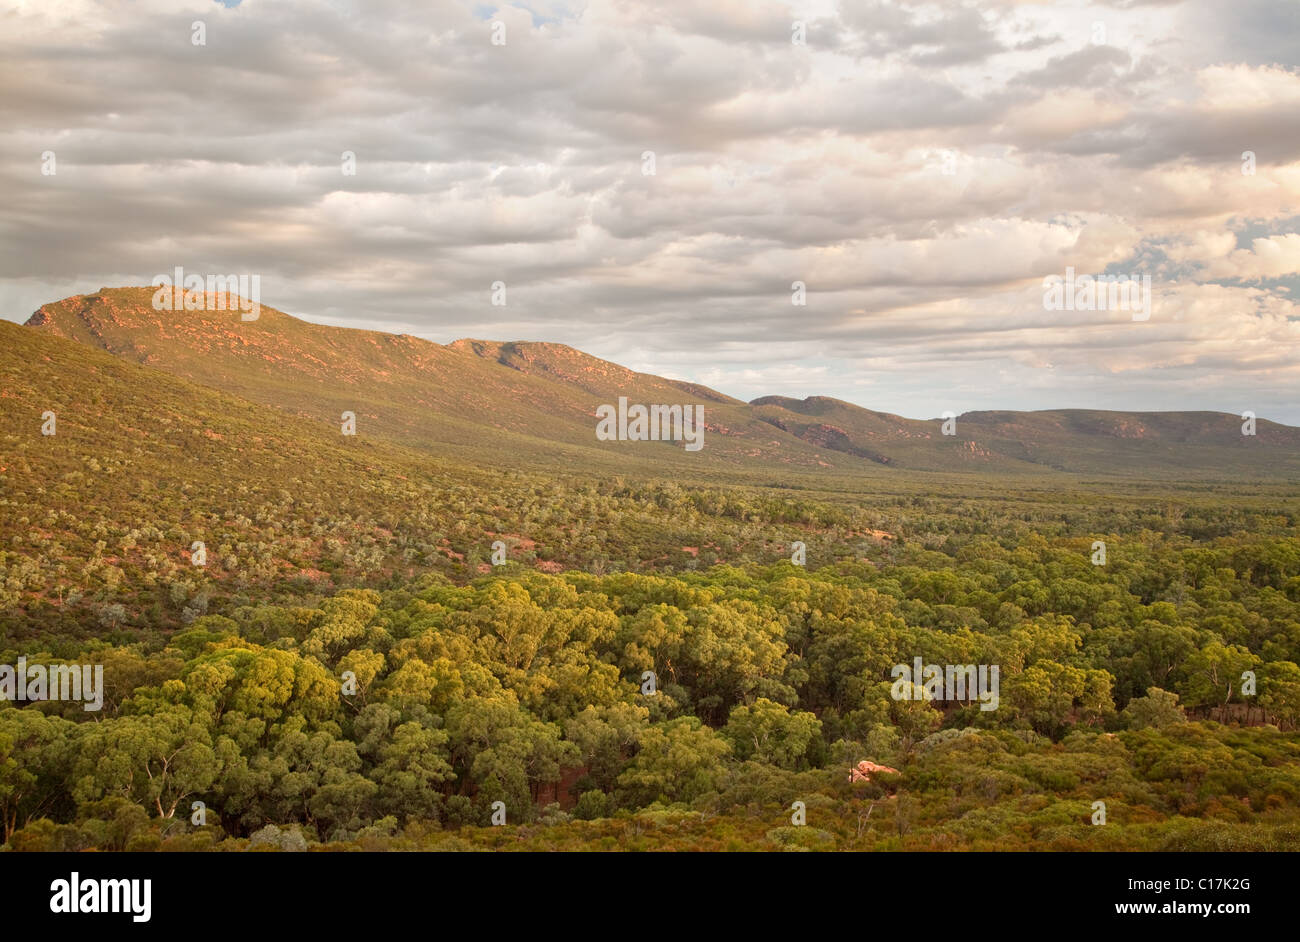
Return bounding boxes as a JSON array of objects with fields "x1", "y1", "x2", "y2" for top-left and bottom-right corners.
[{"x1": 2, "y1": 0, "x2": 1299, "y2": 422}]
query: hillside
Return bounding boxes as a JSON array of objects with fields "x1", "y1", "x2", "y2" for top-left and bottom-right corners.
[
  {"x1": 23, "y1": 288, "x2": 838, "y2": 472},
  {"x1": 20, "y1": 287, "x2": 1300, "y2": 478},
  {"x1": 5, "y1": 295, "x2": 1300, "y2": 860},
  {"x1": 0, "y1": 320, "x2": 903, "y2": 637},
  {"x1": 750, "y1": 395, "x2": 1300, "y2": 476}
]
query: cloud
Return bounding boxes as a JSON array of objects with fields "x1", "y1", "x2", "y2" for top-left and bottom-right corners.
[
  {"x1": 1171, "y1": 232, "x2": 1300, "y2": 281},
  {"x1": 1, "y1": 0, "x2": 1297, "y2": 422}
]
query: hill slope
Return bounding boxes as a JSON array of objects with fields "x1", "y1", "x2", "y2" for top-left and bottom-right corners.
[
  {"x1": 2, "y1": 321, "x2": 901, "y2": 636},
  {"x1": 750, "y1": 395, "x2": 1300, "y2": 475},
  {"x1": 25, "y1": 288, "x2": 843, "y2": 472},
  {"x1": 21, "y1": 287, "x2": 1300, "y2": 478}
]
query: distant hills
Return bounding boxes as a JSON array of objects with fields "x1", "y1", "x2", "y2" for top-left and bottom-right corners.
[{"x1": 18, "y1": 286, "x2": 1300, "y2": 478}]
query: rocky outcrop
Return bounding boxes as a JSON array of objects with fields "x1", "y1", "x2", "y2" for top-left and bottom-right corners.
[{"x1": 849, "y1": 760, "x2": 899, "y2": 783}]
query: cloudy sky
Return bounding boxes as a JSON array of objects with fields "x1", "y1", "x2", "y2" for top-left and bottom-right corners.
[{"x1": 3, "y1": 0, "x2": 1299, "y2": 422}]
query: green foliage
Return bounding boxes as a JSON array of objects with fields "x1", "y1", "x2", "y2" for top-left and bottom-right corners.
[
  {"x1": 3, "y1": 546, "x2": 1300, "y2": 851},
  {"x1": 4, "y1": 311, "x2": 1300, "y2": 849}
]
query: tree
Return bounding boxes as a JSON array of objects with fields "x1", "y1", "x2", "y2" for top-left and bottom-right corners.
[
  {"x1": 0, "y1": 710, "x2": 76, "y2": 841},
  {"x1": 723, "y1": 698, "x2": 823, "y2": 770},
  {"x1": 1258, "y1": 661, "x2": 1300, "y2": 730},
  {"x1": 446, "y1": 696, "x2": 575, "y2": 816},
  {"x1": 615, "y1": 717, "x2": 730, "y2": 807},
  {"x1": 1005, "y1": 661, "x2": 1087, "y2": 737},
  {"x1": 1120, "y1": 687, "x2": 1187, "y2": 729},
  {"x1": 1180, "y1": 642, "x2": 1254, "y2": 721},
  {"x1": 367, "y1": 721, "x2": 454, "y2": 821},
  {"x1": 71, "y1": 706, "x2": 221, "y2": 820},
  {"x1": 563, "y1": 703, "x2": 648, "y2": 794}
]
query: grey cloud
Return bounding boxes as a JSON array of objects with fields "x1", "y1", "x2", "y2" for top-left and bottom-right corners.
[{"x1": 0, "y1": 0, "x2": 1296, "y2": 422}]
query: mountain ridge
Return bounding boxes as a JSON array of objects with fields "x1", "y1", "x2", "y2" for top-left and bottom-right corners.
[{"x1": 19, "y1": 286, "x2": 1300, "y2": 478}]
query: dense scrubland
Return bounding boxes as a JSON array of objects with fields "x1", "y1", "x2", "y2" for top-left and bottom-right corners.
[{"x1": 6, "y1": 492, "x2": 1300, "y2": 851}]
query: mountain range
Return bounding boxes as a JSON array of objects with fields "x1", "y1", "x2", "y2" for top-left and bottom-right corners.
[{"x1": 14, "y1": 286, "x2": 1300, "y2": 479}]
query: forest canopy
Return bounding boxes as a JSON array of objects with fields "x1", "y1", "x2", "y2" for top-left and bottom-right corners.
[{"x1": 4, "y1": 512, "x2": 1300, "y2": 852}]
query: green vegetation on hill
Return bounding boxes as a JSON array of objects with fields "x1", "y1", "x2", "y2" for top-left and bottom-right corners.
[
  {"x1": 1, "y1": 320, "x2": 900, "y2": 637},
  {"x1": 2, "y1": 292, "x2": 1300, "y2": 853},
  {"x1": 24, "y1": 287, "x2": 1300, "y2": 477}
]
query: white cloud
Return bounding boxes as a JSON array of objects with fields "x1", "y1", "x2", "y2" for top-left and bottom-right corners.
[{"x1": 1, "y1": 0, "x2": 1298, "y2": 421}]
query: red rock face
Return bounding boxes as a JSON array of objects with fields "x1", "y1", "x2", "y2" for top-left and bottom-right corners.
[{"x1": 849, "y1": 760, "x2": 899, "y2": 783}]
